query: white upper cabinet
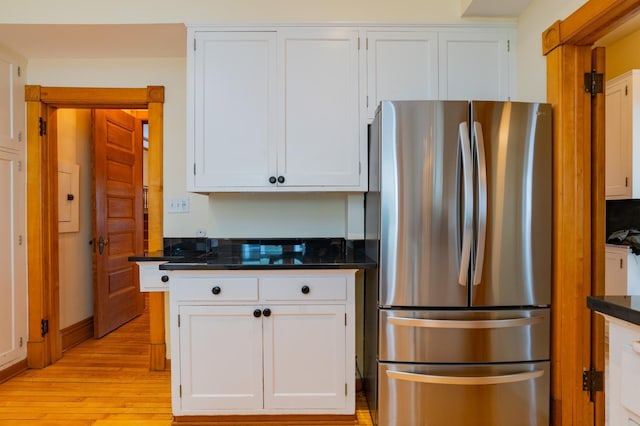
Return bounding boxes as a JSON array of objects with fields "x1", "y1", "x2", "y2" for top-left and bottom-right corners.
[
  {"x1": 438, "y1": 29, "x2": 511, "y2": 101},
  {"x1": 278, "y1": 28, "x2": 362, "y2": 189},
  {"x1": 365, "y1": 30, "x2": 438, "y2": 120},
  {"x1": 189, "y1": 31, "x2": 278, "y2": 190},
  {"x1": 605, "y1": 70, "x2": 640, "y2": 199},
  {"x1": 187, "y1": 27, "x2": 365, "y2": 192},
  {"x1": 186, "y1": 24, "x2": 514, "y2": 193}
]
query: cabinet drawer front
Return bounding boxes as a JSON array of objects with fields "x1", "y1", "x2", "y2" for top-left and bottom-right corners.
[
  {"x1": 137, "y1": 262, "x2": 169, "y2": 292},
  {"x1": 261, "y1": 276, "x2": 347, "y2": 301},
  {"x1": 172, "y1": 277, "x2": 259, "y2": 302}
]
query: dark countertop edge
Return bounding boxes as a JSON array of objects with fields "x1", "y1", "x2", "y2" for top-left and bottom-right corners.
[
  {"x1": 158, "y1": 261, "x2": 376, "y2": 271},
  {"x1": 587, "y1": 295, "x2": 640, "y2": 327}
]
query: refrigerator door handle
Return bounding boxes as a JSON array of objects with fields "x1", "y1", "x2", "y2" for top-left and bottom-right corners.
[
  {"x1": 386, "y1": 369, "x2": 544, "y2": 386},
  {"x1": 388, "y1": 316, "x2": 544, "y2": 329},
  {"x1": 458, "y1": 122, "x2": 473, "y2": 286},
  {"x1": 472, "y1": 121, "x2": 488, "y2": 286}
]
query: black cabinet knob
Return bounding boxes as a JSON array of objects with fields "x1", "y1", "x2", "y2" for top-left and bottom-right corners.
[
  {"x1": 263, "y1": 308, "x2": 272, "y2": 317},
  {"x1": 161, "y1": 275, "x2": 169, "y2": 283},
  {"x1": 277, "y1": 175, "x2": 285, "y2": 184},
  {"x1": 301, "y1": 285, "x2": 310, "y2": 294},
  {"x1": 211, "y1": 286, "x2": 221, "y2": 295},
  {"x1": 269, "y1": 176, "x2": 277, "y2": 184},
  {"x1": 253, "y1": 309, "x2": 262, "y2": 318}
]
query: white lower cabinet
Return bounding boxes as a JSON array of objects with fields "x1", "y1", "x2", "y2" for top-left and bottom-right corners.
[
  {"x1": 169, "y1": 270, "x2": 356, "y2": 416},
  {"x1": 607, "y1": 318, "x2": 640, "y2": 426}
]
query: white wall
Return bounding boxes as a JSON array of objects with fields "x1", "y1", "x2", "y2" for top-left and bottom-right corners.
[
  {"x1": 515, "y1": 0, "x2": 588, "y2": 102},
  {"x1": 57, "y1": 109, "x2": 93, "y2": 328}
]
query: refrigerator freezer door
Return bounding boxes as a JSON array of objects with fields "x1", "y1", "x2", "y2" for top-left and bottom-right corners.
[
  {"x1": 470, "y1": 101, "x2": 552, "y2": 307},
  {"x1": 377, "y1": 361, "x2": 550, "y2": 426},
  {"x1": 377, "y1": 100, "x2": 469, "y2": 308},
  {"x1": 379, "y1": 308, "x2": 550, "y2": 363}
]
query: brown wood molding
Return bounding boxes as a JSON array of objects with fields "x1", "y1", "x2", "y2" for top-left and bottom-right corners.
[
  {"x1": 147, "y1": 86, "x2": 165, "y2": 103},
  {"x1": 0, "y1": 359, "x2": 27, "y2": 384},
  {"x1": 542, "y1": 0, "x2": 640, "y2": 53},
  {"x1": 24, "y1": 86, "x2": 165, "y2": 371},
  {"x1": 172, "y1": 414, "x2": 358, "y2": 425},
  {"x1": 591, "y1": 46, "x2": 606, "y2": 426},
  {"x1": 37, "y1": 87, "x2": 151, "y2": 108},
  {"x1": 60, "y1": 316, "x2": 94, "y2": 352}
]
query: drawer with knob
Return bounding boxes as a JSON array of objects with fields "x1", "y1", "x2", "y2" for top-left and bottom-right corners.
[
  {"x1": 172, "y1": 275, "x2": 259, "y2": 302},
  {"x1": 137, "y1": 261, "x2": 170, "y2": 292},
  {"x1": 260, "y1": 275, "x2": 347, "y2": 301}
]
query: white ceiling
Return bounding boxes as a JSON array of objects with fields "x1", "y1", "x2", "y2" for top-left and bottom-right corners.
[
  {"x1": 0, "y1": 24, "x2": 186, "y2": 59},
  {"x1": 461, "y1": 0, "x2": 532, "y2": 17}
]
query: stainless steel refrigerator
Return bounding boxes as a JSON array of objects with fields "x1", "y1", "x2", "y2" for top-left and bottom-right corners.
[{"x1": 363, "y1": 100, "x2": 552, "y2": 426}]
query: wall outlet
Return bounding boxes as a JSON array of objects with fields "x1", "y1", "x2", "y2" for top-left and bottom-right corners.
[{"x1": 167, "y1": 197, "x2": 190, "y2": 213}]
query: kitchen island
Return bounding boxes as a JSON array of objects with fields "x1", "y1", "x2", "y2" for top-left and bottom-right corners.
[
  {"x1": 588, "y1": 295, "x2": 640, "y2": 425},
  {"x1": 131, "y1": 238, "x2": 375, "y2": 424}
]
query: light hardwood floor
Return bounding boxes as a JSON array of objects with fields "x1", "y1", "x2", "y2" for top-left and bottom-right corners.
[{"x1": 0, "y1": 310, "x2": 373, "y2": 425}]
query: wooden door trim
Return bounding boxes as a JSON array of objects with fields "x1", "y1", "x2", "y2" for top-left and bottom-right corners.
[
  {"x1": 543, "y1": 1, "x2": 640, "y2": 425},
  {"x1": 24, "y1": 85, "x2": 165, "y2": 370}
]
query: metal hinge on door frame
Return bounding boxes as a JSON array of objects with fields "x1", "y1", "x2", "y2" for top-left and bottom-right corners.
[
  {"x1": 39, "y1": 117, "x2": 47, "y2": 136},
  {"x1": 584, "y1": 70, "x2": 604, "y2": 96},
  {"x1": 41, "y1": 319, "x2": 49, "y2": 337},
  {"x1": 582, "y1": 367, "x2": 603, "y2": 402}
]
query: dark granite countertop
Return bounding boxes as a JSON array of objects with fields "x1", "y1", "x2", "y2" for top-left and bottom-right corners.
[
  {"x1": 128, "y1": 238, "x2": 376, "y2": 270},
  {"x1": 587, "y1": 295, "x2": 640, "y2": 326}
]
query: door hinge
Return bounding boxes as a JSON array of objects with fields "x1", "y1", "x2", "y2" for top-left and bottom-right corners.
[
  {"x1": 507, "y1": 40, "x2": 510, "y2": 52},
  {"x1": 358, "y1": 37, "x2": 360, "y2": 50},
  {"x1": 345, "y1": 313, "x2": 347, "y2": 326},
  {"x1": 626, "y1": 176, "x2": 629, "y2": 187},
  {"x1": 366, "y1": 38, "x2": 369, "y2": 50},
  {"x1": 41, "y1": 319, "x2": 49, "y2": 337},
  {"x1": 178, "y1": 314, "x2": 181, "y2": 327},
  {"x1": 582, "y1": 368, "x2": 603, "y2": 402},
  {"x1": 17, "y1": 66, "x2": 21, "y2": 77},
  {"x1": 19, "y1": 337, "x2": 23, "y2": 347},
  {"x1": 193, "y1": 163, "x2": 196, "y2": 176},
  {"x1": 39, "y1": 117, "x2": 47, "y2": 136},
  {"x1": 345, "y1": 383, "x2": 348, "y2": 396},
  {"x1": 179, "y1": 384, "x2": 182, "y2": 397},
  {"x1": 584, "y1": 70, "x2": 604, "y2": 96},
  {"x1": 193, "y1": 38, "x2": 196, "y2": 51},
  {"x1": 18, "y1": 131, "x2": 22, "y2": 142},
  {"x1": 18, "y1": 235, "x2": 23, "y2": 245}
]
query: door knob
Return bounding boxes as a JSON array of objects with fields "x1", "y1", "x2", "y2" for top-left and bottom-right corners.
[
  {"x1": 211, "y1": 286, "x2": 221, "y2": 295},
  {"x1": 301, "y1": 285, "x2": 310, "y2": 294},
  {"x1": 253, "y1": 309, "x2": 262, "y2": 318},
  {"x1": 277, "y1": 176, "x2": 285, "y2": 184},
  {"x1": 98, "y1": 236, "x2": 109, "y2": 255},
  {"x1": 269, "y1": 176, "x2": 277, "y2": 184},
  {"x1": 263, "y1": 308, "x2": 272, "y2": 317}
]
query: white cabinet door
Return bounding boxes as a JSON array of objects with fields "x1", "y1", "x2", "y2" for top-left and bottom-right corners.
[
  {"x1": 606, "y1": 74, "x2": 633, "y2": 199},
  {"x1": 263, "y1": 304, "x2": 346, "y2": 410},
  {"x1": 605, "y1": 245, "x2": 629, "y2": 295},
  {"x1": 189, "y1": 31, "x2": 278, "y2": 190},
  {"x1": 438, "y1": 30, "x2": 511, "y2": 101},
  {"x1": 365, "y1": 31, "x2": 438, "y2": 120},
  {"x1": 178, "y1": 305, "x2": 264, "y2": 411},
  {"x1": 278, "y1": 29, "x2": 362, "y2": 189},
  {"x1": 0, "y1": 150, "x2": 26, "y2": 369}
]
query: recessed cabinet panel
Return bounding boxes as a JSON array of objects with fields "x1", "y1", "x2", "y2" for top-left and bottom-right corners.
[
  {"x1": 279, "y1": 29, "x2": 361, "y2": 188},
  {"x1": 191, "y1": 31, "x2": 278, "y2": 189},
  {"x1": 438, "y1": 30, "x2": 510, "y2": 101},
  {"x1": 366, "y1": 31, "x2": 438, "y2": 120},
  {"x1": 179, "y1": 305, "x2": 264, "y2": 411},
  {"x1": 263, "y1": 304, "x2": 346, "y2": 409}
]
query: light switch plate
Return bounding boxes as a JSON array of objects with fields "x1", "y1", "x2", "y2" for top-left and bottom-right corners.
[{"x1": 167, "y1": 197, "x2": 190, "y2": 213}]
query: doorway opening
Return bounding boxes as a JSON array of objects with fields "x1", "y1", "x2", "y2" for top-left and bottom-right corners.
[{"x1": 25, "y1": 86, "x2": 166, "y2": 370}]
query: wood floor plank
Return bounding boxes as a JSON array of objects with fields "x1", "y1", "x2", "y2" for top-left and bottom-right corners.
[{"x1": 0, "y1": 310, "x2": 373, "y2": 425}]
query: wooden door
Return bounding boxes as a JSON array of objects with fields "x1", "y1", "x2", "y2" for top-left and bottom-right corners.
[{"x1": 92, "y1": 109, "x2": 144, "y2": 338}]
